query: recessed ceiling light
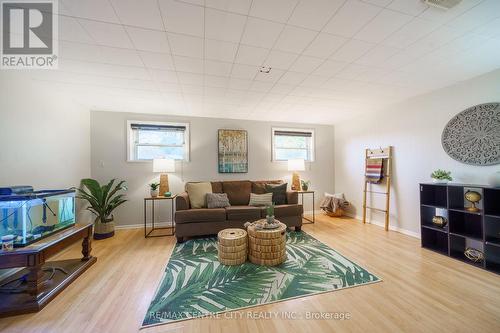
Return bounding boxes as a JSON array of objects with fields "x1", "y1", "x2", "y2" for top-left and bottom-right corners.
[{"x1": 259, "y1": 66, "x2": 271, "y2": 73}]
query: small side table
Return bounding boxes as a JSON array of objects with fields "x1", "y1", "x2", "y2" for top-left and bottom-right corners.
[
  {"x1": 297, "y1": 191, "x2": 315, "y2": 224},
  {"x1": 144, "y1": 195, "x2": 176, "y2": 238}
]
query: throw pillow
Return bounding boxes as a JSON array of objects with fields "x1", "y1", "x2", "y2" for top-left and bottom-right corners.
[
  {"x1": 186, "y1": 182, "x2": 212, "y2": 208},
  {"x1": 249, "y1": 193, "x2": 273, "y2": 207},
  {"x1": 206, "y1": 193, "x2": 231, "y2": 208},
  {"x1": 325, "y1": 192, "x2": 345, "y2": 200},
  {"x1": 265, "y1": 183, "x2": 287, "y2": 205}
]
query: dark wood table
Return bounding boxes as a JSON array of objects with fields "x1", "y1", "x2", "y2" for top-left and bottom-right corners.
[{"x1": 0, "y1": 223, "x2": 96, "y2": 317}]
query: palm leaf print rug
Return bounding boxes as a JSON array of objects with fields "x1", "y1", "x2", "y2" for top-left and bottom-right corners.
[{"x1": 142, "y1": 231, "x2": 380, "y2": 328}]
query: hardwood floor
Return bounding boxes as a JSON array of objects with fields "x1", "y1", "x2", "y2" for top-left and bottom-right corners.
[{"x1": 1, "y1": 216, "x2": 499, "y2": 333}]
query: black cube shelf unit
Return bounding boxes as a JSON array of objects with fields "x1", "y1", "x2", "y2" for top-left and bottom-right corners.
[{"x1": 420, "y1": 183, "x2": 500, "y2": 274}]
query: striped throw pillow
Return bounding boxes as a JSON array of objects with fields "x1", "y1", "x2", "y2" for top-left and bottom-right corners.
[
  {"x1": 249, "y1": 193, "x2": 273, "y2": 207},
  {"x1": 206, "y1": 193, "x2": 231, "y2": 208}
]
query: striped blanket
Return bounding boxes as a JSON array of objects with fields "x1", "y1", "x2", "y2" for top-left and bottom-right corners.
[{"x1": 366, "y1": 158, "x2": 383, "y2": 183}]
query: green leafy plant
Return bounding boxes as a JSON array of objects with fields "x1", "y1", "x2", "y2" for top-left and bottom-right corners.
[
  {"x1": 76, "y1": 179, "x2": 127, "y2": 223},
  {"x1": 301, "y1": 180, "x2": 310, "y2": 190},
  {"x1": 266, "y1": 203, "x2": 275, "y2": 217},
  {"x1": 149, "y1": 182, "x2": 160, "y2": 190},
  {"x1": 431, "y1": 169, "x2": 452, "y2": 181}
]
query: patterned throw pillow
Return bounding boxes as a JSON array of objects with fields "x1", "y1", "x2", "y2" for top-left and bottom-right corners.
[
  {"x1": 206, "y1": 193, "x2": 231, "y2": 208},
  {"x1": 249, "y1": 193, "x2": 273, "y2": 206},
  {"x1": 265, "y1": 183, "x2": 287, "y2": 205}
]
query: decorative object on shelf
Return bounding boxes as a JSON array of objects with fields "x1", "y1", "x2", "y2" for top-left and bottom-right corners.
[
  {"x1": 149, "y1": 182, "x2": 160, "y2": 197},
  {"x1": 489, "y1": 171, "x2": 500, "y2": 188},
  {"x1": 265, "y1": 204, "x2": 276, "y2": 226},
  {"x1": 164, "y1": 191, "x2": 172, "y2": 197},
  {"x1": 464, "y1": 247, "x2": 484, "y2": 263},
  {"x1": 1, "y1": 235, "x2": 15, "y2": 251},
  {"x1": 76, "y1": 178, "x2": 127, "y2": 240},
  {"x1": 288, "y1": 158, "x2": 305, "y2": 190},
  {"x1": 431, "y1": 169, "x2": 452, "y2": 183},
  {"x1": 432, "y1": 216, "x2": 447, "y2": 228},
  {"x1": 218, "y1": 129, "x2": 248, "y2": 173},
  {"x1": 465, "y1": 190, "x2": 482, "y2": 212},
  {"x1": 441, "y1": 102, "x2": 500, "y2": 166},
  {"x1": 301, "y1": 180, "x2": 310, "y2": 191},
  {"x1": 153, "y1": 158, "x2": 175, "y2": 196}
]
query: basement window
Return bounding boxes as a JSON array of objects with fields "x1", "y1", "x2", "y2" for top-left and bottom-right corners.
[
  {"x1": 127, "y1": 121, "x2": 190, "y2": 161},
  {"x1": 272, "y1": 128, "x2": 315, "y2": 162}
]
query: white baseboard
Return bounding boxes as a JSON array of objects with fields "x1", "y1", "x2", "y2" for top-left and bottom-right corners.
[
  {"x1": 343, "y1": 212, "x2": 420, "y2": 239},
  {"x1": 115, "y1": 222, "x2": 173, "y2": 230}
]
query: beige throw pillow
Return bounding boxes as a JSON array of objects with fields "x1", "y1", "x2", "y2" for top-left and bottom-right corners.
[{"x1": 186, "y1": 182, "x2": 213, "y2": 208}]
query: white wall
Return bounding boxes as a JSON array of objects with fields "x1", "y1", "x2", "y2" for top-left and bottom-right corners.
[
  {"x1": 0, "y1": 73, "x2": 91, "y2": 189},
  {"x1": 334, "y1": 69, "x2": 500, "y2": 237},
  {"x1": 90, "y1": 111, "x2": 335, "y2": 227}
]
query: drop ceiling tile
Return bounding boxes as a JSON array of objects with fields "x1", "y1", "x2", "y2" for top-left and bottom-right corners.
[
  {"x1": 249, "y1": 0, "x2": 298, "y2": 23},
  {"x1": 205, "y1": 8, "x2": 247, "y2": 43},
  {"x1": 231, "y1": 63, "x2": 259, "y2": 79},
  {"x1": 178, "y1": 72, "x2": 204, "y2": 85},
  {"x1": 79, "y1": 20, "x2": 133, "y2": 48},
  {"x1": 59, "y1": 41, "x2": 102, "y2": 62},
  {"x1": 167, "y1": 33, "x2": 204, "y2": 58},
  {"x1": 278, "y1": 71, "x2": 307, "y2": 85},
  {"x1": 205, "y1": 0, "x2": 252, "y2": 15},
  {"x1": 159, "y1": 0, "x2": 204, "y2": 37},
  {"x1": 274, "y1": 26, "x2": 317, "y2": 53},
  {"x1": 235, "y1": 45, "x2": 269, "y2": 65},
  {"x1": 156, "y1": 82, "x2": 181, "y2": 93},
  {"x1": 418, "y1": 0, "x2": 482, "y2": 23},
  {"x1": 110, "y1": 0, "x2": 164, "y2": 30},
  {"x1": 323, "y1": 0, "x2": 382, "y2": 38},
  {"x1": 205, "y1": 39, "x2": 238, "y2": 62},
  {"x1": 229, "y1": 78, "x2": 253, "y2": 90},
  {"x1": 382, "y1": 17, "x2": 441, "y2": 48},
  {"x1": 474, "y1": 17, "x2": 500, "y2": 39},
  {"x1": 289, "y1": 55, "x2": 323, "y2": 73},
  {"x1": 264, "y1": 50, "x2": 299, "y2": 70},
  {"x1": 139, "y1": 51, "x2": 175, "y2": 70},
  {"x1": 354, "y1": 45, "x2": 401, "y2": 66},
  {"x1": 446, "y1": 0, "x2": 500, "y2": 32},
  {"x1": 58, "y1": 16, "x2": 93, "y2": 43},
  {"x1": 205, "y1": 60, "x2": 233, "y2": 76},
  {"x1": 150, "y1": 69, "x2": 179, "y2": 83},
  {"x1": 403, "y1": 26, "x2": 463, "y2": 58},
  {"x1": 254, "y1": 68, "x2": 285, "y2": 83},
  {"x1": 271, "y1": 83, "x2": 295, "y2": 94},
  {"x1": 174, "y1": 55, "x2": 204, "y2": 74},
  {"x1": 330, "y1": 39, "x2": 375, "y2": 62},
  {"x1": 355, "y1": 9, "x2": 414, "y2": 43},
  {"x1": 127, "y1": 27, "x2": 170, "y2": 53},
  {"x1": 335, "y1": 64, "x2": 371, "y2": 80},
  {"x1": 362, "y1": 0, "x2": 393, "y2": 7},
  {"x1": 387, "y1": 0, "x2": 428, "y2": 16},
  {"x1": 100, "y1": 46, "x2": 144, "y2": 67},
  {"x1": 287, "y1": 0, "x2": 344, "y2": 31},
  {"x1": 241, "y1": 17, "x2": 284, "y2": 49},
  {"x1": 250, "y1": 80, "x2": 274, "y2": 92},
  {"x1": 62, "y1": 0, "x2": 119, "y2": 23},
  {"x1": 313, "y1": 60, "x2": 347, "y2": 77},
  {"x1": 303, "y1": 33, "x2": 347, "y2": 59},
  {"x1": 205, "y1": 75, "x2": 229, "y2": 88},
  {"x1": 300, "y1": 75, "x2": 329, "y2": 87}
]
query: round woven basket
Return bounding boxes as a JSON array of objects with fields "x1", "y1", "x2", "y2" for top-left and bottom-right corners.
[
  {"x1": 247, "y1": 220, "x2": 287, "y2": 266},
  {"x1": 325, "y1": 209, "x2": 343, "y2": 217},
  {"x1": 217, "y1": 228, "x2": 248, "y2": 266}
]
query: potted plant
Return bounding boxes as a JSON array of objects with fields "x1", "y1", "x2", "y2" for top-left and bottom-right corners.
[
  {"x1": 266, "y1": 204, "x2": 275, "y2": 224},
  {"x1": 430, "y1": 169, "x2": 452, "y2": 184},
  {"x1": 301, "y1": 180, "x2": 310, "y2": 191},
  {"x1": 76, "y1": 178, "x2": 127, "y2": 240},
  {"x1": 149, "y1": 182, "x2": 160, "y2": 197}
]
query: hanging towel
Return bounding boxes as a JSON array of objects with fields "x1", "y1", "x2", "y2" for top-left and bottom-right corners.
[{"x1": 365, "y1": 158, "x2": 383, "y2": 184}]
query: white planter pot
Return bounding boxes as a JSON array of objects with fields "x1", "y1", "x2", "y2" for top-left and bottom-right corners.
[
  {"x1": 489, "y1": 171, "x2": 500, "y2": 188},
  {"x1": 150, "y1": 189, "x2": 159, "y2": 197},
  {"x1": 432, "y1": 178, "x2": 449, "y2": 184}
]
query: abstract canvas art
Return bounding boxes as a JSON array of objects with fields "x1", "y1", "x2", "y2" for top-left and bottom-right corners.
[{"x1": 218, "y1": 129, "x2": 248, "y2": 173}]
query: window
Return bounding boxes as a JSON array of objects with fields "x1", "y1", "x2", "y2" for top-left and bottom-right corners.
[
  {"x1": 127, "y1": 121, "x2": 189, "y2": 161},
  {"x1": 272, "y1": 128, "x2": 315, "y2": 161}
]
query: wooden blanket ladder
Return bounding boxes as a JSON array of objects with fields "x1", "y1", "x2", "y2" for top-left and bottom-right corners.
[{"x1": 362, "y1": 146, "x2": 393, "y2": 231}]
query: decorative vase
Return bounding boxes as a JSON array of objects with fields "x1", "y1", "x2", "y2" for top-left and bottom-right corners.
[
  {"x1": 302, "y1": 184, "x2": 309, "y2": 191},
  {"x1": 432, "y1": 178, "x2": 449, "y2": 184},
  {"x1": 489, "y1": 171, "x2": 500, "y2": 188},
  {"x1": 464, "y1": 190, "x2": 481, "y2": 212},
  {"x1": 432, "y1": 216, "x2": 447, "y2": 228},
  {"x1": 464, "y1": 247, "x2": 484, "y2": 263},
  {"x1": 94, "y1": 216, "x2": 115, "y2": 240},
  {"x1": 150, "y1": 189, "x2": 159, "y2": 197}
]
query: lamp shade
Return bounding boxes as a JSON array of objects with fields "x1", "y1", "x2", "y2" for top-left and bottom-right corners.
[
  {"x1": 287, "y1": 158, "x2": 305, "y2": 171},
  {"x1": 153, "y1": 159, "x2": 175, "y2": 173}
]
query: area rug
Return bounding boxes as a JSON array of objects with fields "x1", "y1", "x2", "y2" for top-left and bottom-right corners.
[{"x1": 142, "y1": 231, "x2": 380, "y2": 328}]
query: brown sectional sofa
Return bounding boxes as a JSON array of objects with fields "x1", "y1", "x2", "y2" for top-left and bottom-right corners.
[{"x1": 175, "y1": 180, "x2": 303, "y2": 242}]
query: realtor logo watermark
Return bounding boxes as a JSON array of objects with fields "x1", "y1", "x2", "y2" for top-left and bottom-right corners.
[{"x1": 1, "y1": 0, "x2": 58, "y2": 69}]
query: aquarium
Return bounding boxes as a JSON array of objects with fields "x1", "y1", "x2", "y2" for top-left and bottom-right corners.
[{"x1": 0, "y1": 189, "x2": 76, "y2": 247}]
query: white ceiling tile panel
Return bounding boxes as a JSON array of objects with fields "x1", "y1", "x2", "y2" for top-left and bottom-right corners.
[
  {"x1": 241, "y1": 17, "x2": 284, "y2": 48},
  {"x1": 159, "y1": 0, "x2": 204, "y2": 37},
  {"x1": 289, "y1": 55, "x2": 323, "y2": 73},
  {"x1": 205, "y1": 8, "x2": 247, "y2": 43},
  {"x1": 249, "y1": 0, "x2": 298, "y2": 23},
  {"x1": 204, "y1": 60, "x2": 233, "y2": 76},
  {"x1": 354, "y1": 45, "x2": 401, "y2": 66},
  {"x1": 278, "y1": 71, "x2": 308, "y2": 85},
  {"x1": 446, "y1": 0, "x2": 500, "y2": 32},
  {"x1": 263, "y1": 50, "x2": 299, "y2": 70},
  {"x1": 167, "y1": 33, "x2": 204, "y2": 58},
  {"x1": 382, "y1": 17, "x2": 442, "y2": 48},
  {"x1": 111, "y1": 0, "x2": 164, "y2": 30},
  {"x1": 173, "y1": 55, "x2": 204, "y2": 74},
  {"x1": 139, "y1": 51, "x2": 175, "y2": 70},
  {"x1": 205, "y1": 0, "x2": 252, "y2": 15},
  {"x1": 58, "y1": 16, "x2": 93, "y2": 43},
  {"x1": 287, "y1": 0, "x2": 345, "y2": 31},
  {"x1": 387, "y1": 0, "x2": 429, "y2": 16},
  {"x1": 231, "y1": 63, "x2": 259, "y2": 79},
  {"x1": 323, "y1": 0, "x2": 382, "y2": 38},
  {"x1": 254, "y1": 69, "x2": 285, "y2": 83},
  {"x1": 127, "y1": 27, "x2": 170, "y2": 53},
  {"x1": 205, "y1": 39, "x2": 239, "y2": 62},
  {"x1": 330, "y1": 39, "x2": 375, "y2": 62},
  {"x1": 79, "y1": 20, "x2": 133, "y2": 48},
  {"x1": 355, "y1": 9, "x2": 414, "y2": 43},
  {"x1": 62, "y1": 0, "x2": 120, "y2": 23},
  {"x1": 303, "y1": 33, "x2": 347, "y2": 59},
  {"x1": 274, "y1": 26, "x2": 317, "y2": 54},
  {"x1": 313, "y1": 60, "x2": 348, "y2": 77},
  {"x1": 235, "y1": 45, "x2": 269, "y2": 65}
]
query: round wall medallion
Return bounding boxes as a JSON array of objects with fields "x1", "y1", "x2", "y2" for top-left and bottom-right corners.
[{"x1": 441, "y1": 103, "x2": 500, "y2": 166}]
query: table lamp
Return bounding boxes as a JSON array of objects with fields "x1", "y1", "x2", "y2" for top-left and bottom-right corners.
[
  {"x1": 153, "y1": 158, "x2": 175, "y2": 196},
  {"x1": 288, "y1": 158, "x2": 305, "y2": 191}
]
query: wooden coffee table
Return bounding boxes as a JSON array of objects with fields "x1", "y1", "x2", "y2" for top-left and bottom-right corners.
[{"x1": 247, "y1": 220, "x2": 287, "y2": 266}]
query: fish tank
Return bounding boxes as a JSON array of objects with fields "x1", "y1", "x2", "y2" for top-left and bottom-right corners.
[{"x1": 0, "y1": 187, "x2": 76, "y2": 247}]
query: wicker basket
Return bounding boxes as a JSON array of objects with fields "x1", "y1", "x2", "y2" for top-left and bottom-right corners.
[
  {"x1": 324, "y1": 209, "x2": 344, "y2": 217},
  {"x1": 247, "y1": 220, "x2": 287, "y2": 266},
  {"x1": 217, "y1": 228, "x2": 248, "y2": 265}
]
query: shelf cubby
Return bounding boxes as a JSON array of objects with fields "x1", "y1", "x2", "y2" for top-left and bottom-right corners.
[
  {"x1": 485, "y1": 216, "x2": 500, "y2": 245},
  {"x1": 448, "y1": 210, "x2": 482, "y2": 240},
  {"x1": 450, "y1": 234, "x2": 484, "y2": 268},
  {"x1": 484, "y1": 188, "x2": 500, "y2": 217},
  {"x1": 421, "y1": 227, "x2": 448, "y2": 255},
  {"x1": 485, "y1": 244, "x2": 500, "y2": 274},
  {"x1": 420, "y1": 184, "x2": 447, "y2": 208}
]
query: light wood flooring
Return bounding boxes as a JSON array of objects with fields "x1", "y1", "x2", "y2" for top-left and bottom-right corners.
[{"x1": 1, "y1": 216, "x2": 499, "y2": 333}]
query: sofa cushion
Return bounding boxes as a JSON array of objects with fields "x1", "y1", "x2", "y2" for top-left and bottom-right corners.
[
  {"x1": 206, "y1": 193, "x2": 231, "y2": 208},
  {"x1": 211, "y1": 181, "x2": 223, "y2": 193},
  {"x1": 265, "y1": 183, "x2": 288, "y2": 205},
  {"x1": 259, "y1": 204, "x2": 303, "y2": 218},
  {"x1": 186, "y1": 182, "x2": 212, "y2": 208},
  {"x1": 251, "y1": 180, "x2": 283, "y2": 194},
  {"x1": 222, "y1": 180, "x2": 251, "y2": 205},
  {"x1": 176, "y1": 208, "x2": 226, "y2": 224},
  {"x1": 225, "y1": 206, "x2": 261, "y2": 221}
]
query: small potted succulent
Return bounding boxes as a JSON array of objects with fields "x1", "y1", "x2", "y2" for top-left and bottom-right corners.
[
  {"x1": 266, "y1": 204, "x2": 275, "y2": 224},
  {"x1": 149, "y1": 183, "x2": 160, "y2": 197},
  {"x1": 431, "y1": 169, "x2": 452, "y2": 184},
  {"x1": 301, "y1": 180, "x2": 310, "y2": 191}
]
